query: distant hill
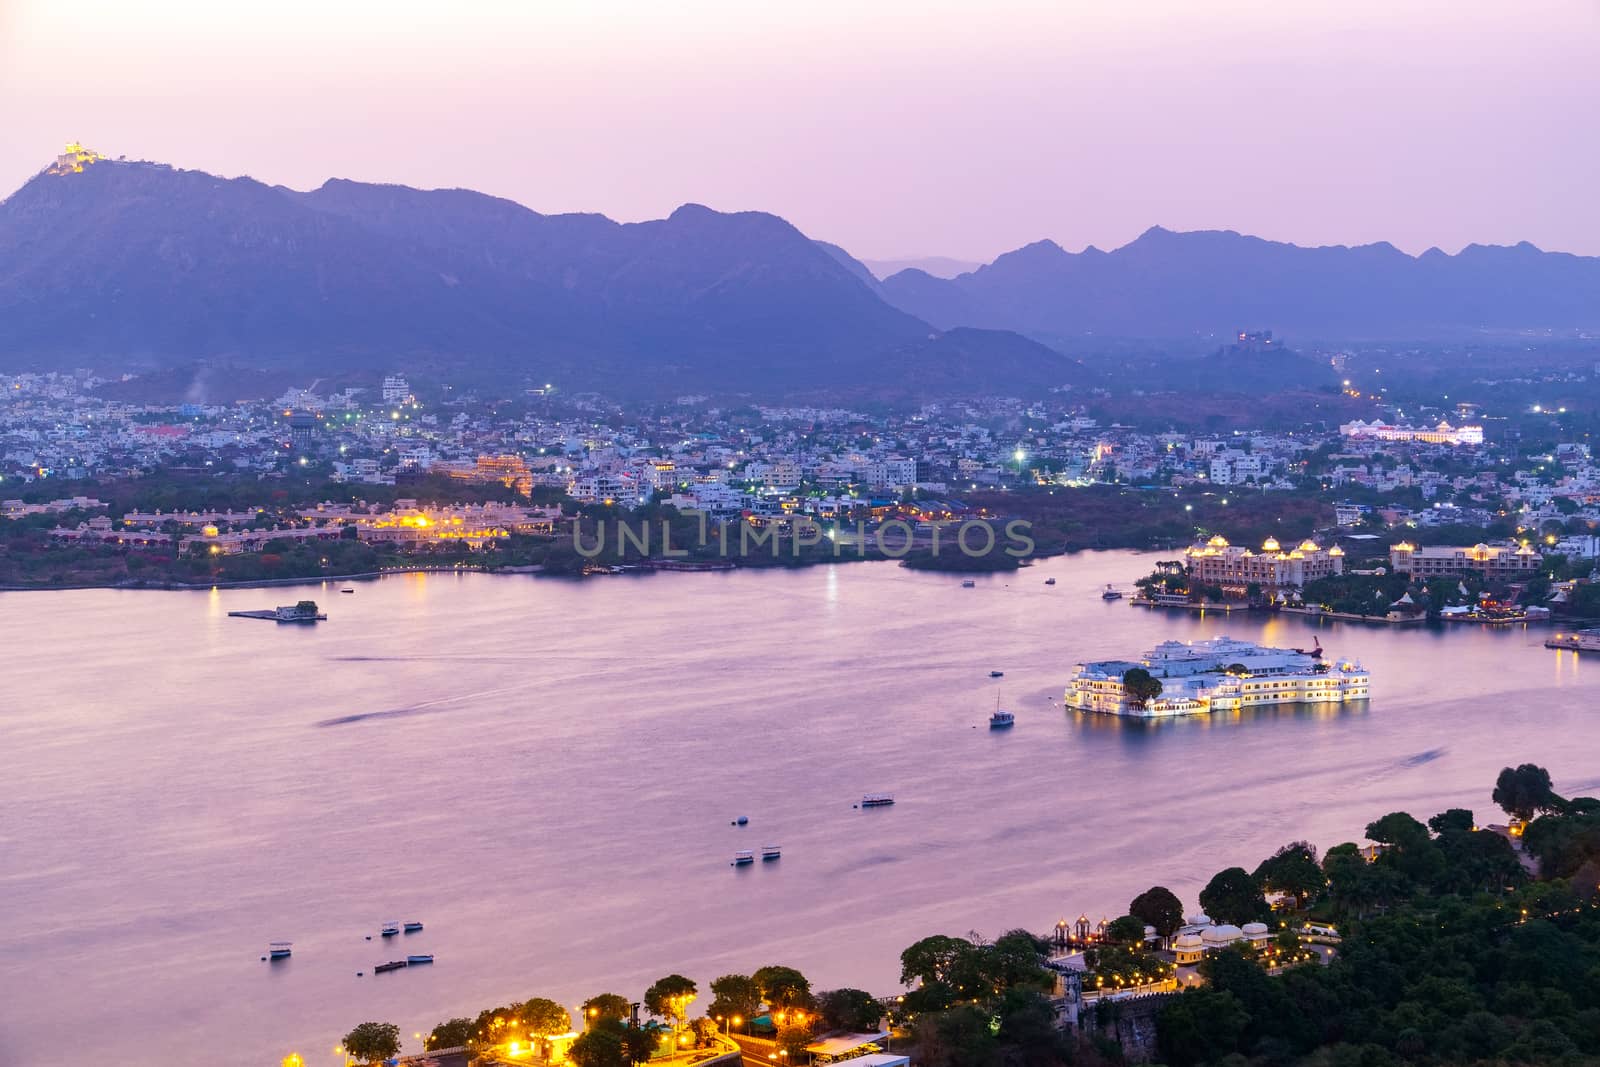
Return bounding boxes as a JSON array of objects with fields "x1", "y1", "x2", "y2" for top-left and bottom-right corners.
[
  {"x1": 862, "y1": 255, "x2": 984, "y2": 280},
  {"x1": 0, "y1": 158, "x2": 1081, "y2": 397},
  {"x1": 878, "y1": 226, "x2": 1600, "y2": 339}
]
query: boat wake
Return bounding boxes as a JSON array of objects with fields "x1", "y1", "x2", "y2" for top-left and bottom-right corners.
[
  {"x1": 315, "y1": 684, "x2": 527, "y2": 727},
  {"x1": 1399, "y1": 747, "x2": 1448, "y2": 768}
]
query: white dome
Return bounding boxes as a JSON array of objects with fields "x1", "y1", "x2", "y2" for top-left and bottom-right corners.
[
  {"x1": 1203, "y1": 924, "x2": 1243, "y2": 943},
  {"x1": 1173, "y1": 933, "x2": 1203, "y2": 949},
  {"x1": 1242, "y1": 922, "x2": 1269, "y2": 935},
  {"x1": 1185, "y1": 913, "x2": 1211, "y2": 926}
]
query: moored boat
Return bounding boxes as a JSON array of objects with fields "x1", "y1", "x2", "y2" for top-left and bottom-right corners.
[
  {"x1": 989, "y1": 670, "x2": 1004, "y2": 678},
  {"x1": 268, "y1": 941, "x2": 292, "y2": 960},
  {"x1": 380, "y1": 921, "x2": 399, "y2": 937},
  {"x1": 406, "y1": 954, "x2": 434, "y2": 965},
  {"x1": 1045, "y1": 577, "x2": 1056, "y2": 585},
  {"x1": 961, "y1": 579, "x2": 976, "y2": 588},
  {"x1": 1101, "y1": 585, "x2": 1123, "y2": 601},
  {"x1": 990, "y1": 710, "x2": 1015, "y2": 729},
  {"x1": 861, "y1": 792, "x2": 895, "y2": 807},
  {"x1": 403, "y1": 921, "x2": 423, "y2": 933},
  {"x1": 374, "y1": 960, "x2": 407, "y2": 973},
  {"x1": 761, "y1": 845, "x2": 781, "y2": 861},
  {"x1": 732, "y1": 849, "x2": 755, "y2": 866}
]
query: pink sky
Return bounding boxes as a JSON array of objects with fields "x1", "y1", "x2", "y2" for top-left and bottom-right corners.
[{"x1": 3, "y1": 0, "x2": 1598, "y2": 260}]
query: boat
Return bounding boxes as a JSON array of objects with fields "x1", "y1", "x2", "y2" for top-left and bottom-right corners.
[
  {"x1": 989, "y1": 690, "x2": 1014, "y2": 729},
  {"x1": 1045, "y1": 577, "x2": 1056, "y2": 585},
  {"x1": 761, "y1": 845, "x2": 781, "y2": 861},
  {"x1": 961, "y1": 579, "x2": 976, "y2": 588},
  {"x1": 1100, "y1": 585, "x2": 1123, "y2": 601},
  {"x1": 380, "y1": 921, "x2": 399, "y2": 937},
  {"x1": 340, "y1": 588, "x2": 355, "y2": 594},
  {"x1": 374, "y1": 960, "x2": 408, "y2": 974},
  {"x1": 860, "y1": 792, "x2": 895, "y2": 807},
  {"x1": 733, "y1": 815, "x2": 749, "y2": 826},
  {"x1": 406, "y1": 954, "x2": 434, "y2": 965},
  {"x1": 989, "y1": 670, "x2": 1004, "y2": 678},
  {"x1": 268, "y1": 941, "x2": 293, "y2": 960},
  {"x1": 732, "y1": 849, "x2": 755, "y2": 866},
  {"x1": 403, "y1": 921, "x2": 423, "y2": 933}
]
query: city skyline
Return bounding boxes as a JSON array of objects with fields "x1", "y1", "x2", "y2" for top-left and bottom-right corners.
[{"x1": 5, "y1": 1, "x2": 1600, "y2": 260}]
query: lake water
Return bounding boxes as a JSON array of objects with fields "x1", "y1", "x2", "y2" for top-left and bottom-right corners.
[{"x1": 3, "y1": 552, "x2": 1596, "y2": 1066}]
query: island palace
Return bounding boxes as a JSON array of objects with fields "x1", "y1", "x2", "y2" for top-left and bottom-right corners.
[{"x1": 1064, "y1": 636, "x2": 1370, "y2": 718}]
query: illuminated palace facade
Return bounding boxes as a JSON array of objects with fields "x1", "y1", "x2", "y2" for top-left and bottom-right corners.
[
  {"x1": 1339, "y1": 419, "x2": 1484, "y2": 446},
  {"x1": 1184, "y1": 535, "x2": 1344, "y2": 592},
  {"x1": 1389, "y1": 541, "x2": 1542, "y2": 578}
]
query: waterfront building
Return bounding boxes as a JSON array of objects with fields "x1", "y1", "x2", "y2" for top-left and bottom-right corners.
[
  {"x1": 1064, "y1": 636, "x2": 1369, "y2": 718},
  {"x1": 1184, "y1": 535, "x2": 1344, "y2": 592},
  {"x1": 1389, "y1": 541, "x2": 1541, "y2": 578},
  {"x1": 1340, "y1": 419, "x2": 1484, "y2": 446}
]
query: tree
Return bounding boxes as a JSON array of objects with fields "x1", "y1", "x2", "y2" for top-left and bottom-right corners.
[
  {"x1": 752, "y1": 964, "x2": 814, "y2": 1011},
  {"x1": 1199, "y1": 866, "x2": 1267, "y2": 924},
  {"x1": 708, "y1": 974, "x2": 760, "y2": 1022},
  {"x1": 643, "y1": 974, "x2": 696, "y2": 1028},
  {"x1": 1429, "y1": 808, "x2": 1476, "y2": 835},
  {"x1": 775, "y1": 1020, "x2": 813, "y2": 1060},
  {"x1": 521, "y1": 997, "x2": 573, "y2": 1036},
  {"x1": 1493, "y1": 763, "x2": 1557, "y2": 822},
  {"x1": 1104, "y1": 914, "x2": 1148, "y2": 945},
  {"x1": 900, "y1": 934, "x2": 973, "y2": 989},
  {"x1": 1122, "y1": 666, "x2": 1163, "y2": 708},
  {"x1": 1130, "y1": 885, "x2": 1185, "y2": 943},
  {"x1": 582, "y1": 994, "x2": 632, "y2": 1025},
  {"x1": 818, "y1": 988, "x2": 882, "y2": 1033},
  {"x1": 425, "y1": 1018, "x2": 473, "y2": 1050},
  {"x1": 1252, "y1": 841, "x2": 1326, "y2": 908},
  {"x1": 568, "y1": 1018, "x2": 655, "y2": 1067},
  {"x1": 342, "y1": 1022, "x2": 400, "y2": 1066}
]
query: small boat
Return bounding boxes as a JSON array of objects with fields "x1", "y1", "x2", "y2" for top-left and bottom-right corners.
[
  {"x1": 374, "y1": 960, "x2": 408, "y2": 974},
  {"x1": 403, "y1": 921, "x2": 423, "y2": 933},
  {"x1": 989, "y1": 670, "x2": 1004, "y2": 678},
  {"x1": 732, "y1": 849, "x2": 755, "y2": 866},
  {"x1": 380, "y1": 921, "x2": 399, "y2": 937},
  {"x1": 1101, "y1": 584, "x2": 1123, "y2": 601},
  {"x1": 861, "y1": 792, "x2": 895, "y2": 808},
  {"x1": 268, "y1": 941, "x2": 293, "y2": 960},
  {"x1": 340, "y1": 588, "x2": 355, "y2": 594},
  {"x1": 1045, "y1": 577, "x2": 1056, "y2": 585},
  {"x1": 990, "y1": 710, "x2": 1015, "y2": 729},
  {"x1": 961, "y1": 579, "x2": 976, "y2": 588},
  {"x1": 406, "y1": 954, "x2": 434, "y2": 965},
  {"x1": 733, "y1": 816, "x2": 749, "y2": 826},
  {"x1": 762, "y1": 845, "x2": 781, "y2": 861}
]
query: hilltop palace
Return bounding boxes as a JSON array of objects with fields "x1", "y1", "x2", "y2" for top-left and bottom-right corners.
[{"x1": 1064, "y1": 636, "x2": 1370, "y2": 718}]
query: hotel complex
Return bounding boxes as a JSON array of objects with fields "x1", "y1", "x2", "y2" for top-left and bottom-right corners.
[
  {"x1": 1064, "y1": 636, "x2": 1370, "y2": 718},
  {"x1": 1184, "y1": 535, "x2": 1345, "y2": 592},
  {"x1": 1389, "y1": 541, "x2": 1541, "y2": 578},
  {"x1": 1339, "y1": 419, "x2": 1484, "y2": 446}
]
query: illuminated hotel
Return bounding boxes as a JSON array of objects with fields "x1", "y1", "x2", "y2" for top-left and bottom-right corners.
[
  {"x1": 1339, "y1": 419, "x2": 1484, "y2": 446},
  {"x1": 1184, "y1": 535, "x2": 1344, "y2": 591},
  {"x1": 1389, "y1": 541, "x2": 1541, "y2": 578},
  {"x1": 1064, "y1": 637, "x2": 1370, "y2": 718}
]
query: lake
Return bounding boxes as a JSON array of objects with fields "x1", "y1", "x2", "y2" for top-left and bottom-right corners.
[{"x1": 2, "y1": 551, "x2": 1595, "y2": 1066}]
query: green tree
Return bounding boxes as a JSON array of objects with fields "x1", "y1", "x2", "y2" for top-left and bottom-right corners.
[
  {"x1": 1429, "y1": 807, "x2": 1476, "y2": 835},
  {"x1": 1493, "y1": 763, "x2": 1557, "y2": 822},
  {"x1": 342, "y1": 1022, "x2": 400, "y2": 1066},
  {"x1": 643, "y1": 974, "x2": 697, "y2": 1029},
  {"x1": 817, "y1": 988, "x2": 882, "y2": 1033},
  {"x1": 1252, "y1": 841, "x2": 1326, "y2": 908},
  {"x1": 1104, "y1": 914, "x2": 1148, "y2": 945},
  {"x1": 1129, "y1": 885, "x2": 1185, "y2": 943},
  {"x1": 707, "y1": 974, "x2": 760, "y2": 1022},
  {"x1": 568, "y1": 1018, "x2": 655, "y2": 1067},
  {"x1": 582, "y1": 994, "x2": 632, "y2": 1025},
  {"x1": 1199, "y1": 866, "x2": 1268, "y2": 924},
  {"x1": 521, "y1": 997, "x2": 573, "y2": 1036},
  {"x1": 752, "y1": 964, "x2": 814, "y2": 1011},
  {"x1": 425, "y1": 1018, "x2": 473, "y2": 1050},
  {"x1": 1122, "y1": 666, "x2": 1163, "y2": 708}
]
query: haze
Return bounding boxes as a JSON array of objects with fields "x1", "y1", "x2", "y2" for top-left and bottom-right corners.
[{"x1": 3, "y1": 0, "x2": 1598, "y2": 260}]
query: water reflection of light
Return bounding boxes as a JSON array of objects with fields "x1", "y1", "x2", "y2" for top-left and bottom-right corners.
[{"x1": 825, "y1": 564, "x2": 839, "y2": 605}]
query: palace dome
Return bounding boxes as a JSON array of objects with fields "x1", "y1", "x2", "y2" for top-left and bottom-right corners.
[
  {"x1": 1241, "y1": 922, "x2": 1269, "y2": 936},
  {"x1": 1203, "y1": 924, "x2": 1243, "y2": 944}
]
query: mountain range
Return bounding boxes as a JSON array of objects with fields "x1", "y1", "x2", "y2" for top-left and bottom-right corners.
[
  {"x1": 877, "y1": 228, "x2": 1600, "y2": 341},
  {"x1": 3, "y1": 155, "x2": 1599, "y2": 399},
  {"x1": 0, "y1": 159, "x2": 1077, "y2": 396}
]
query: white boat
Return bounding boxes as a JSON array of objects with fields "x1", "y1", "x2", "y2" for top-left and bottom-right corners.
[
  {"x1": 403, "y1": 921, "x2": 423, "y2": 933},
  {"x1": 380, "y1": 921, "x2": 399, "y2": 937},
  {"x1": 732, "y1": 849, "x2": 755, "y2": 866},
  {"x1": 761, "y1": 845, "x2": 781, "y2": 861},
  {"x1": 861, "y1": 792, "x2": 895, "y2": 807},
  {"x1": 268, "y1": 941, "x2": 292, "y2": 960}
]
